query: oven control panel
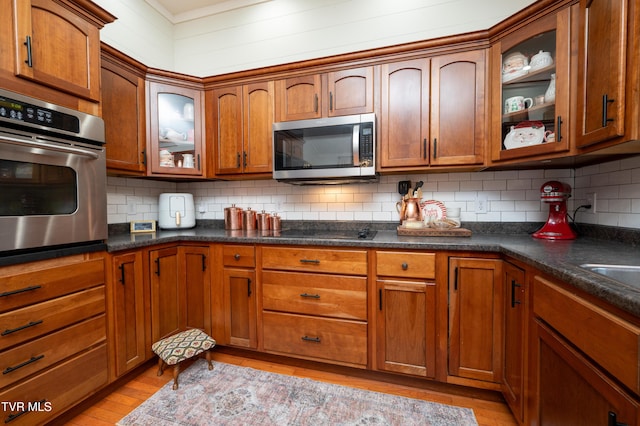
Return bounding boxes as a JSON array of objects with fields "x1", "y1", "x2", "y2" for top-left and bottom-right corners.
[{"x1": 0, "y1": 96, "x2": 79, "y2": 134}]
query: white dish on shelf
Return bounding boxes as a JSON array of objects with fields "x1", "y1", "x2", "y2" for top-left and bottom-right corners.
[{"x1": 504, "y1": 122, "x2": 546, "y2": 149}]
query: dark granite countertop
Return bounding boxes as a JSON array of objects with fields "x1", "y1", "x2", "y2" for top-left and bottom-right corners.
[{"x1": 106, "y1": 223, "x2": 640, "y2": 318}]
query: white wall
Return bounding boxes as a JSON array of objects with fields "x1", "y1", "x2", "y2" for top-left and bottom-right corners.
[
  {"x1": 94, "y1": 0, "x2": 536, "y2": 77},
  {"x1": 106, "y1": 157, "x2": 640, "y2": 229}
]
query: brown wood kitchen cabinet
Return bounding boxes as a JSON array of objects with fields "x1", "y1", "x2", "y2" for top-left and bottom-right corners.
[
  {"x1": 448, "y1": 256, "x2": 503, "y2": 387},
  {"x1": 275, "y1": 67, "x2": 375, "y2": 121},
  {"x1": 0, "y1": 253, "x2": 108, "y2": 425},
  {"x1": 489, "y1": 6, "x2": 572, "y2": 164},
  {"x1": 220, "y1": 244, "x2": 257, "y2": 348},
  {"x1": 375, "y1": 251, "x2": 437, "y2": 378},
  {"x1": 0, "y1": 0, "x2": 113, "y2": 113},
  {"x1": 529, "y1": 275, "x2": 640, "y2": 425},
  {"x1": 575, "y1": 0, "x2": 640, "y2": 150},
  {"x1": 260, "y1": 246, "x2": 368, "y2": 368},
  {"x1": 149, "y1": 245, "x2": 211, "y2": 342},
  {"x1": 502, "y1": 260, "x2": 528, "y2": 424},
  {"x1": 209, "y1": 82, "x2": 274, "y2": 176},
  {"x1": 147, "y1": 78, "x2": 206, "y2": 178},
  {"x1": 108, "y1": 250, "x2": 149, "y2": 379},
  {"x1": 101, "y1": 45, "x2": 147, "y2": 175},
  {"x1": 380, "y1": 50, "x2": 486, "y2": 171}
]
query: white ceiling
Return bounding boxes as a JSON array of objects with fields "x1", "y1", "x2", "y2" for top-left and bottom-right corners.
[{"x1": 145, "y1": 0, "x2": 271, "y2": 23}]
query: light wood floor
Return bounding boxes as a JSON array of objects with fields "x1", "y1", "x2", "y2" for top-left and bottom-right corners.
[{"x1": 61, "y1": 351, "x2": 517, "y2": 426}]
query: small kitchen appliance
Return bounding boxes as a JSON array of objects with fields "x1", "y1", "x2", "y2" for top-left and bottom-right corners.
[
  {"x1": 532, "y1": 181, "x2": 576, "y2": 240},
  {"x1": 159, "y1": 193, "x2": 195, "y2": 229}
]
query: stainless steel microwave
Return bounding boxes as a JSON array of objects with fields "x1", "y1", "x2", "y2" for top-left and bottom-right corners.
[{"x1": 273, "y1": 113, "x2": 376, "y2": 184}]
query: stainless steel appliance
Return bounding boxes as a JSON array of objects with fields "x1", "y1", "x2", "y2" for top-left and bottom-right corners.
[
  {"x1": 273, "y1": 113, "x2": 376, "y2": 184},
  {"x1": 0, "y1": 89, "x2": 107, "y2": 253}
]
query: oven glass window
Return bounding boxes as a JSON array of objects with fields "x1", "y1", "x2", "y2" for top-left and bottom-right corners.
[
  {"x1": 274, "y1": 125, "x2": 354, "y2": 170},
  {"x1": 0, "y1": 159, "x2": 77, "y2": 216}
]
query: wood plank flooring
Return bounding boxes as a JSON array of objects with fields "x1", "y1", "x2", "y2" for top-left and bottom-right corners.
[{"x1": 60, "y1": 350, "x2": 517, "y2": 425}]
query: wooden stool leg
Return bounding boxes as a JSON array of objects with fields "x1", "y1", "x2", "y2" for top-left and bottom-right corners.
[
  {"x1": 156, "y1": 357, "x2": 166, "y2": 377},
  {"x1": 205, "y1": 350, "x2": 214, "y2": 370},
  {"x1": 172, "y1": 363, "x2": 181, "y2": 390}
]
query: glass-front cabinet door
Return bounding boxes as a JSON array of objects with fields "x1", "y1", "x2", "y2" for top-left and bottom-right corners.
[
  {"x1": 147, "y1": 81, "x2": 205, "y2": 177},
  {"x1": 490, "y1": 8, "x2": 572, "y2": 163}
]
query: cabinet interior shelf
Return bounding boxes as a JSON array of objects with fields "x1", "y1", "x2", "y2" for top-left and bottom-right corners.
[
  {"x1": 502, "y1": 64, "x2": 555, "y2": 86},
  {"x1": 502, "y1": 102, "x2": 555, "y2": 121}
]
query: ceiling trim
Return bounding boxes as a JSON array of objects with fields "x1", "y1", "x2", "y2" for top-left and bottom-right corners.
[{"x1": 145, "y1": 0, "x2": 272, "y2": 24}]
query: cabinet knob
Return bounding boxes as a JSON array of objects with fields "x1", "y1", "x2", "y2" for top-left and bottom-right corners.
[
  {"x1": 234, "y1": 254, "x2": 240, "y2": 261},
  {"x1": 401, "y1": 262, "x2": 408, "y2": 270}
]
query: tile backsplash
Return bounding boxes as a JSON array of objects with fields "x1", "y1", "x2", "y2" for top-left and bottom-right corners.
[{"x1": 107, "y1": 156, "x2": 640, "y2": 230}]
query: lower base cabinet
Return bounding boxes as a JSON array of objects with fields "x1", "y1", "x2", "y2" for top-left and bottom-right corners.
[{"x1": 221, "y1": 245, "x2": 257, "y2": 348}]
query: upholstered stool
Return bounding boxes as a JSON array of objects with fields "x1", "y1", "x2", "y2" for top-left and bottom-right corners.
[{"x1": 151, "y1": 328, "x2": 216, "y2": 390}]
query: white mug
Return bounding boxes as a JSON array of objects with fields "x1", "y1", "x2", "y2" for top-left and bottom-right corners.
[
  {"x1": 504, "y1": 96, "x2": 533, "y2": 113},
  {"x1": 182, "y1": 154, "x2": 194, "y2": 168}
]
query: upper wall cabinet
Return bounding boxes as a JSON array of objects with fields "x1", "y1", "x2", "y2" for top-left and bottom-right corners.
[
  {"x1": 275, "y1": 67, "x2": 375, "y2": 121},
  {"x1": 575, "y1": 0, "x2": 636, "y2": 149},
  {"x1": 147, "y1": 79, "x2": 206, "y2": 178},
  {"x1": 379, "y1": 51, "x2": 486, "y2": 171},
  {"x1": 10, "y1": 0, "x2": 112, "y2": 103},
  {"x1": 209, "y1": 82, "x2": 274, "y2": 176},
  {"x1": 490, "y1": 7, "x2": 572, "y2": 164},
  {"x1": 101, "y1": 46, "x2": 147, "y2": 175}
]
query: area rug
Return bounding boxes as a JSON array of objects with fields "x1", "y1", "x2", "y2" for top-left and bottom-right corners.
[{"x1": 117, "y1": 359, "x2": 478, "y2": 426}]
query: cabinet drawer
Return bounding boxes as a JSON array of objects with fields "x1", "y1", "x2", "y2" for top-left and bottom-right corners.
[
  {"x1": 0, "y1": 286, "x2": 105, "y2": 351},
  {"x1": 534, "y1": 276, "x2": 640, "y2": 394},
  {"x1": 376, "y1": 251, "x2": 435, "y2": 279},
  {"x1": 223, "y1": 245, "x2": 255, "y2": 268},
  {"x1": 0, "y1": 315, "x2": 105, "y2": 389},
  {"x1": 0, "y1": 344, "x2": 108, "y2": 426},
  {"x1": 262, "y1": 247, "x2": 367, "y2": 275},
  {"x1": 263, "y1": 311, "x2": 367, "y2": 367},
  {"x1": 0, "y1": 257, "x2": 105, "y2": 312},
  {"x1": 262, "y1": 271, "x2": 367, "y2": 320}
]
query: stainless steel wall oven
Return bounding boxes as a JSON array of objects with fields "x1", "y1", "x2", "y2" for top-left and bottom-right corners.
[{"x1": 0, "y1": 89, "x2": 107, "y2": 253}]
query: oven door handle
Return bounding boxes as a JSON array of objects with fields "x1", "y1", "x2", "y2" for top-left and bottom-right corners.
[{"x1": 0, "y1": 133, "x2": 100, "y2": 159}]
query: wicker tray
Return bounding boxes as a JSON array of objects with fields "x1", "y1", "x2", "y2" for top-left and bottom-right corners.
[{"x1": 397, "y1": 226, "x2": 472, "y2": 237}]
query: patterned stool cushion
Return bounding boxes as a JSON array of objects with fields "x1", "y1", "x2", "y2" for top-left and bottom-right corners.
[{"x1": 152, "y1": 329, "x2": 216, "y2": 366}]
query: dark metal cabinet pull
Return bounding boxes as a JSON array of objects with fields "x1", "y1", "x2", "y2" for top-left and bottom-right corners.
[
  {"x1": 0, "y1": 285, "x2": 41, "y2": 298},
  {"x1": 119, "y1": 264, "x2": 126, "y2": 285},
  {"x1": 24, "y1": 36, "x2": 33, "y2": 67},
  {"x1": 197, "y1": 154, "x2": 201, "y2": 171},
  {"x1": 608, "y1": 411, "x2": 628, "y2": 426},
  {"x1": 423, "y1": 138, "x2": 427, "y2": 159},
  {"x1": 454, "y1": 267, "x2": 459, "y2": 290},
  {"x1": 433, "y1": 138, "x2": 438, "y2": 158},
  {"x1": 236, "y1": 152, "x2": 241, "y2": 168},
  {"x1": 154, "y1": 258, "x2": 160, "y2": 276},
  {"x1": 556, "y1": 116, "x2": 563, "y2": 141},
  {"x1": 3, "y1": 355, "x2": 44, "y2": 374},
  {"x1": 314, "y1": 94, "x2": 318, "y2": 113},
  {"x1": 247, "y1": 278, "x2": 252, "y2": 297},
  {"x1": 2, "y1": 320, "x2": 43, "y2": 336},
  {"x1": 201, "y1": 254, "x2": 207, "y2": 271},
  {"x1": 602, "y1": 94, "x2": 615, "y2": 127},
  {"x1": 301, "y1": 336, "x2": 321, "y2": 343},
  {"x1": 300, "y1": 259, "x2": 320, "y2": 264},
  {"x1": 379, "y1": 289, "x2": 383, "y2": 311},
  {"x1": 329, "y1": 92, "x2": 333, "y2": 111},
  {"x1": 234, "y1": 253, "x2": 241, "y2": 261},
  {"x1": 243, "y1": 151, "x2": 247, "y2": 168},
  {"x1": 401, "y1": 262, "x2": 408, "y2": 271},
  {"x1": 4, "y1": 399, "x2": 46, "y2": 423},
  {"x1": 510, "y1": 279, "x2": 522, "y2": 308},
  {"x1": 300, "y1": 293, "x2": 320, "y2": 299}
]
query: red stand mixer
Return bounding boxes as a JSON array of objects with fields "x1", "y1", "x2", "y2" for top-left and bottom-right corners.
[{"x1": 532, "y1": 180, "x2": 577, "y2": 240}]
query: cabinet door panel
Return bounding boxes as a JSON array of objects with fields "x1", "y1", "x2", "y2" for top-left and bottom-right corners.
[
  {"x1": 327, "y1": 67, "x2": 374, "y2": 116},
  {"x1": 431, "y1": 51, "x2": 485, "y2": 166},
  {"x1": 276, "y1": 75, "x2": 322, "y2": 121},
  {"x1": 183, "y1": 246, "x2": 211, "y2": 333},
  {"x1": 223, "y1": 268, "x2": 257, "y2": 348},
  {"x1": 13, "y1": 0, "x2": 101, "y2": 101},
  {"x1": 214, "y1": 86, "x2": 243, "y2": 174},
  {"x1": 150, "y1": 247, "x2": 181, "y2": 341},
  {"x1": 243, "y1": 82, "x2": 274, "y2": 174},
  {"x1": 576, "y1": 0, "x2": 626, "y2": 147},
  {"x1": 380, "y1": 59, "x2": 430, "y2": 168}
]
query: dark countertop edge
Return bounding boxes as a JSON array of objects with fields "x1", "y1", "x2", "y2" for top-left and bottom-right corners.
[{"x1": 105, "y1": 228, "x2": 640, "y2": 318}]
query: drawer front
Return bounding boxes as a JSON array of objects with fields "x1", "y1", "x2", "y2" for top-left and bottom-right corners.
[
  {"x1": 376, "y1": 251, "x2": 435, "y2": 279},
  {"x1": 0, "y1": 344, "x2": 108, "y2": 426},
  {"x1": 534, "y1": 276, "x2": 640, "y2": 394},
  {"x1": 262, "y1": 271, "x2": 367, "y2": 320},
  {"x1": 262, "y1": 246, "x2": 367, "y2": 275},
  {"x1": 0, "y1": 257, "x2": 105, "y2": 312},
  {"x1": 0, "y1": 315, "x2": 106, "y2": 389},
  {"x1": 223, "y1": 245, "x2": 255, "y2": 268},
  {"x1": 263, "y1": 311, "x2": 367, "y2": 367},
  {"x1": 0, "y1": 287, "x2": 105, "y2": 351}
]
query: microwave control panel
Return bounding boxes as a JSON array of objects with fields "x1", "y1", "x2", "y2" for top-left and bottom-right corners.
[{"x1": 360, "y1": 123, "x2": 374, "y2": 164}]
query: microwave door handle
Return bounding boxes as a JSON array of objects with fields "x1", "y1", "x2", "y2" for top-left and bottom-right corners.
[
  {"x1": 0, "y1": 133, "x2": 99, "y2": 159},
  {"x1": 352, "y1": 124, "x2": 360, "y2": 166}
]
